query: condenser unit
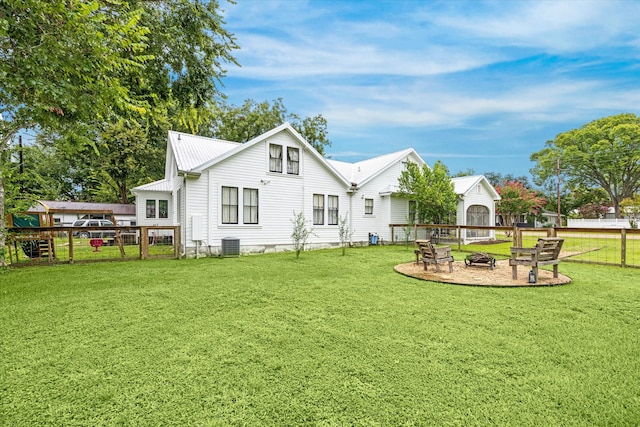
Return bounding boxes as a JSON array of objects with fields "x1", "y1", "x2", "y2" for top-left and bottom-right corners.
[{"x1": 221, "y1": 237, "x2": 240, "y2": 257}]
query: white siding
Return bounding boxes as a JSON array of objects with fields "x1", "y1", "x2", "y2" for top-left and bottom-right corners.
[
  {"x1": 182, "y1": 132, "x2": 351, "y2": 251},
  {"x1": 353, "y1": 159, "x2": 407, "y2": 243},
  {"x1": 134, "y1": 190, "x2": 173, "y2": 227},
  {"x1": 458, "y1": 180, "x2": 496, "y2": 242}
]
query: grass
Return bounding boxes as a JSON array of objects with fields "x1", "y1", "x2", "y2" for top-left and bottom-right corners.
[{"x1": 1, "y1": 246, "x2": 639, "y2": 425}]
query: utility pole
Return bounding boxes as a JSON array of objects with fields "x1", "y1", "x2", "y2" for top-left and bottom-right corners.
[
  {"x1": 19, "y1": 135, "x2": 24, "y2": 193},
  {"x1": 556, "y1": 158, "x2": 561, "y2": 227}
]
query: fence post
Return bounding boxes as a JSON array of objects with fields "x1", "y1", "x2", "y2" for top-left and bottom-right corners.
[
  {"x1": 457, "y1": 226, "x2": 462, "y2": 251},
  {"x1": 621, "y1": 228, "x2": 627, "y2": 267},
  {"x1": 140, "y1": 227, "x2": 148, "y2": 260},
  {"x1": 174, "y1": 226, "x2": 181, "y2": 259},
  {"x1": 68, "y1": 230, "x2": 74, "y2": 264}
]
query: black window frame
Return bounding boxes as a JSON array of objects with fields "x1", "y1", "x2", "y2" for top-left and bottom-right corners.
[
  {"x1": 222, "y1": 186, "x2": 239, "y2": 224},
  {"x1": 313, "y1": 194, "x2": 325, "y2": 225}
]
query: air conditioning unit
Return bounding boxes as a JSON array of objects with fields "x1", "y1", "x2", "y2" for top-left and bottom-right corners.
[{"x1": 221, "y1": 237, "x2": 240, "y2": 257}]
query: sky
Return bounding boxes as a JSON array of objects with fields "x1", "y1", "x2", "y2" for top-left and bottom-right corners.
[{"x1": 219, "y1": 0, "x2": 640, "y2": 179}]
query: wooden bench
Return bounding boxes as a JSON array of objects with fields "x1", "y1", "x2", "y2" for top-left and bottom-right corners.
[
  {"x1": 421, "y1": 241, "x2": 454, "y2": 273},
  {"x1": 509, "y1": 238, "x2": 564, "y2": 281}
]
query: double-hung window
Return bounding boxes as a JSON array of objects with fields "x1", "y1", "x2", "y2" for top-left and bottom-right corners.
[
  {"x1": 146, "y1": 200, "x2": 156, "y2": 218},
  {"x1": 269, "y1": 144, "x2": 283, "y2": 173},
  {"x1": 146, "y1": 199, "x2": 168, "y2": 219},
  {"x1": 313, "y1": 194, "x2": 324, "y2": 225},
  {"x1": 222, "y1": 186, "x2": 238, "y2": 224},
  {"x1": 159, "y1": 200, "x2": 168, "y2": 219},
  {"x1": 365, "y1": 198, "x2": 374, "y2": 215},
  {"x1": 287, "y1": 147, "x2": 300, "y2": 175},
  {"x1": 328, "y1": 195, "x2": 339, "y2": 225},
  {"x1": 243, "y1": 188, "x2": 259, "y2": 224}
]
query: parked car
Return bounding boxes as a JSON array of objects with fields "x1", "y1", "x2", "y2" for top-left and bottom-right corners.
[{"x1": 72, "y1": 219, "x2": 116, "y2": 238}]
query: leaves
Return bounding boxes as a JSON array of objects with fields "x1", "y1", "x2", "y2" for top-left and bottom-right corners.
[
  {"x1": 207, "y1": 98, "x2": 331, "y2": 155},
  {"x1": 495, "y1": 181, "x2": 546, "y2": 227},
  {"x1": 397, "y1": 160, "x2": 457, "y2": 224},
  {"x1": 531, "y1": 113, "x2": 640, "y2": 218}
]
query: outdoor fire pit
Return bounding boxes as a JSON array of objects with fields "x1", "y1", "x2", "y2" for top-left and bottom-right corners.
[{"x1": 464, "y1": 252, "x2": 496, "y2": 270}]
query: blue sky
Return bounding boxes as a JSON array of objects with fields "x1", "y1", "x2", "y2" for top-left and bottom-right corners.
[{"x1": 220, "y1": 0, "x2": 639, "y2": 179}]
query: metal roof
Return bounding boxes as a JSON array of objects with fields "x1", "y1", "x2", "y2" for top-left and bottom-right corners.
[{"x1": 30, "y1": 200, "x2": 136, "y2": 215}]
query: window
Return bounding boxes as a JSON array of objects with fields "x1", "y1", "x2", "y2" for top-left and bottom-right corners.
[
  {"x1": 365, "y1": 198, "x2": 374, "y2": 215},
  {"x1": 269, "y1": 144, "x2": 282, "y2": 173},
  {"x1": 409, "y1": 200, "x2": 417, "y2": 223},
  {"x1": 287, "y1": 147, "x2": 300, "y2": 175},
  {"x1": 159, "y1": 200, "x2": 168, "y2": 219},
  {"x1": 328, "y1": 195, "x2": 339, "y2": 225},
  {"x1": 146, "y1": 200, "x2": 156, "y2": 218},
  {"x1": 243, "y1": 188, "x2": 259, "y2": 224},
  {"x1": 222, "y1": 186, "x2": 238, "y2": 224},
  {"x1": 313, "y1": 194, "x2": 324, "y2": 225}
]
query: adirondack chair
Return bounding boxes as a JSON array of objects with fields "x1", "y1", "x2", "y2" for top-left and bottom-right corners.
[
  {"x1": 509, "y1": 237, "x2": 564, "y2": 281},
  {"x1": 421, "y1": 241, "x2": 454, "y2": 273},
  {"x1": 414, "y1": 239, "x2": 430, "y2": 264}
]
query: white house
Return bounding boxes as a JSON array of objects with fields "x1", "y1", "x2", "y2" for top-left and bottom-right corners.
[
  {"x1": 132, "y1": 124, "x2": 500, "y2": 256},
  {"x1": 451, "y1": 175, "x2": 501, "y2": 242}
]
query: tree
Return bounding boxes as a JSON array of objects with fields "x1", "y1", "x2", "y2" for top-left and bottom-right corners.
[
  {"x1": 575, "y1": 202, "x2": 610, "y2": 220},
  {"x1": 0, "y1": 0, "x2": 239, "y2": 264},
  {"x1": 620, "y1": 194, "x2": 640, "y2": 228},
  {"x1": 291, "y1": 211, "x2": 313, "y2": 259},
  {"x1": 1, "y1": 0, "x2": 149, "y2": 264},
  {"x1": 484, "y1": 172, "x2": 532, "y2": 189},
  {"x1": 208, "y1": 98, "x2": 331, "y2": 155},
  {"x1": 337, "y1": 213, "x2": 354, "y2": 256},
  {"x1": 495, "y1": 181, "x2": 546, "y2": 229},
  {"x1": 397, "y1": 161, "x2": 457, "y2": 224},
  {"x1": 531, "y1": 113, "x2": 640, "y2": 218}
]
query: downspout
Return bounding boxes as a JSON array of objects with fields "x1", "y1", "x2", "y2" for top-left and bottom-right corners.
[
  {"x1": 181, "y1": 172, "x2": 187, "y2": 257},
  {"x1": 349, "y1": 184, "x2": 358, "y2": 245},
  {"x1": 207, "y1": 169, "x2": 212, "y2": 256}
]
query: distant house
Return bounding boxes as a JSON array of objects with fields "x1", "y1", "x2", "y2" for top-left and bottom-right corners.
[
  {"x1": 535, "y1": 210, "x2": 563, "y2": 227},
  {"x1": 132, "y1": 124, "x2": 500, "y2": 256},
  {"x1": 452, "y1": 176, "x2": 501, "y2": 242},
  {"x1": 28, "y1": 200, "x2": 136, "y2": 226}
]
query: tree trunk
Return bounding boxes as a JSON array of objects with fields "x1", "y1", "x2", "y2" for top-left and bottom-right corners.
[{"x1": 0, "y1": 167, "x2": 6, "y2": 267}]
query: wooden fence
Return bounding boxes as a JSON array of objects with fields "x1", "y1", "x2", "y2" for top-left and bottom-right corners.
[
  {"x1": 389, "y1": 224, "x2": 640, "y2": 268},
  {"x1": 5, "y1": 225, "x2": 181, "y2": 266}
]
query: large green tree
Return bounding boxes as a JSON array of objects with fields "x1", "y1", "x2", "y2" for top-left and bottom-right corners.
[
  {"x1": 397, "y1": 160, "x2": 457, "y2": 224},
  {"x1": 531, "y1": 113, "x2": 640, "y2": 218},
  {"x1": 0, "y1": 0, "x2": 238, "y2": 264},
  {"x1": 207, "y1": 98, "x2": 332, "y2": 155}
]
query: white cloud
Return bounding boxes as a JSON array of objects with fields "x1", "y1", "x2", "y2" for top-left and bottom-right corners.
[{"x1": 431, "y1": 0, "x2": 640, "y2": 52}]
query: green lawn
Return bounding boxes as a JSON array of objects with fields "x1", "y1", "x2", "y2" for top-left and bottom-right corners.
[{"x1": 1, "y1": 246, "x2": 639, "y2": 425}]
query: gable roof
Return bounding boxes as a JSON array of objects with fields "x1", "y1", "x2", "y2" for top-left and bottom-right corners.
[
  {"x1": 158, "y1": 124, "x2": 352, "y2": 187},
  {"x1": 168, "y1": 131, "x2": 239, "y2": 174},
  {"x1": 139, "y1": 125, "x2": 436, "y2": 195},
  {"x1": 451, "y1": 175, "x2": 500, "y2": 199},
  {"x1": 327, "y1": 148, "x2": 424, "y2": 187}
]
